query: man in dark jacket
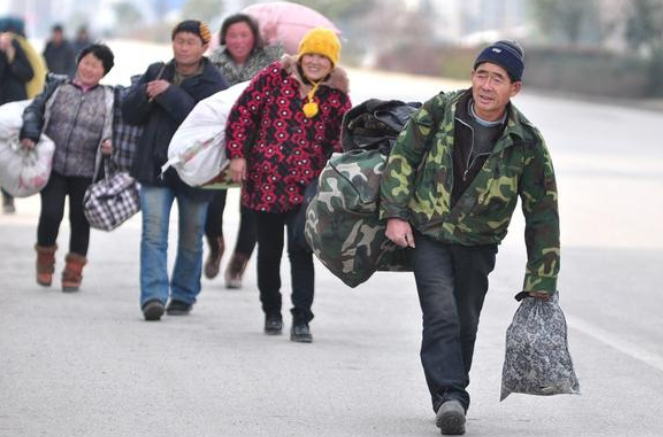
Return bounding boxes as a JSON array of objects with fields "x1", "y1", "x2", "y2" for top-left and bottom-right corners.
[
  {"x1": 72, "y1": 25, "x2": 91, "y2": 56},
  {"x1": 0, "y1": 29, "x2": 34, "y2": 213},
  {"x1": 43, "y1": 24, "x2": 76, "y2": 77},
  {"x1": 122, "y1": 20, "x2": 228, "y2": 321},
  {"x1": 380, "y1": 41, "x2": 560, "y2": 435}
]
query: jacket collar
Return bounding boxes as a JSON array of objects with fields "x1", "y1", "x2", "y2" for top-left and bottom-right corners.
[
  {"x1": 450, "y1": 89, "x2": 533, "y2": 152},
  {"x1": 280, "y1": 54, "x2": 350, "y2": 98},
  {"x1": 163, "y1": 57, "x2": 220, "y2": 84}
]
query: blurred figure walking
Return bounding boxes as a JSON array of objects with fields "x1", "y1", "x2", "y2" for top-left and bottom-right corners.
[
  {"x1": 0, "y1": 24, "x2": 34, "y2": 214},
  {"x1": 72, "y1": 25, "x2": 92, "y2": 56},
  {"x1": 43, "y1": 24, "x2": 76, "y2": 77}
]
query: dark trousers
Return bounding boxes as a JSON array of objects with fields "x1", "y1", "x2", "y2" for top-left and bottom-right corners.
[
  {"x1": 37, "y1": 171, "x2": 92, "y2": 256},
  {"x1": 411, "y1": 232, "x2": 497, "y2": 413},
  {"x1": 204, "y1": 189, "x2": 257, "y2": 256},
  {"x1": 255, "y1": 208, "x2": 315, "y2": 322}
]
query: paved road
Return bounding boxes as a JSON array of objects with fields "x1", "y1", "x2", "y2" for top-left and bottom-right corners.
[{"x1": 2, "y1": 41, "x2": 663, "y2": 437}]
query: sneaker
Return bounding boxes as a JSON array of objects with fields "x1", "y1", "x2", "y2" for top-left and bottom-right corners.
[
  {"x1": 290, "y1": 320, "x2": 313, "y2": 343},
  {"x1": 435, "y1": 400, "x2": 466, "y2": 435},
  {"x1": 142, "y1": 300, "x2": 165, "y2": 321},
  {"x1": 264, "y1": 314, "x2": 283, "y2": 335},
  {"x1": 166, "y1": 299, "x2": 193, "y2": 316}
]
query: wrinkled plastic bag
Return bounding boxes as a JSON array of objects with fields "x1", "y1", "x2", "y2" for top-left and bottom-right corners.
[
  {"x1": 0, "y1": 100, "x2": 55, "y2": 197},
  {"x1": 162, "y1": 81, "x2": 249, "y2": 187},
  {"x1": 500, "y1": 291, "x2": 580, "y2": 401}
]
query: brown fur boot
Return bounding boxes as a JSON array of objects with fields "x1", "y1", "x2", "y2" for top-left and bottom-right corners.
[
  {"x1": 62, "y1": 253, "x2": 87, "y2": 292},
  {"x1": 35, "y1": 244, "x2": 57, "y2": 287},
  {"x1": 224, "y1": 252, "x2": 249, "y2": 289},
  {"x1": 204, "y1": 236, "x2": 225, "y2": 279}
]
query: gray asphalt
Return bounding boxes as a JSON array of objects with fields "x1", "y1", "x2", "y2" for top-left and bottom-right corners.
[{"x1": 2, "y1": 43, "x2": 663, "y2": 437}]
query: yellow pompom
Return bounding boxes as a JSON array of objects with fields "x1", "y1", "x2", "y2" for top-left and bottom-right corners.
[{"x1": 303, "y1": 101, "x2": 319, "y2": 118}]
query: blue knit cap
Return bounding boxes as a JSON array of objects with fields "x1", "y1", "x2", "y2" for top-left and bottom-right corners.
[{"x1": 474, "y1": 40, "x2": 524, "y2": 82}]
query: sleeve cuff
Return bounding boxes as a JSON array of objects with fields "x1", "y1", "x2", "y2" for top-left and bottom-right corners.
[
  {"x1": 379, "y1": 204, "x2": 410, "y2": 221},
  {"x1": 522, "y1": 273, "x2": 557, "y2": 294},
  {"x1": 226, "y1": 143, "x2": 245, "y2": 160}
]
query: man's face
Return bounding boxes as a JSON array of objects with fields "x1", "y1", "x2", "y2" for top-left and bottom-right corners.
[
  {"x1": 53, "y1": 29, "x2": 64, "y2": 44},
  {"x1": 172, "y1": 31, "x2": 207, "y2": 67},
  {"x1": 470, "y1": 62, "x2": 521, "y2": 121}
]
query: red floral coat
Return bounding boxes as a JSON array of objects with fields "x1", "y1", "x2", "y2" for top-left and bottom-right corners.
[{"x1": 225, "y1": 56, "x2": 351, "y2": 213}]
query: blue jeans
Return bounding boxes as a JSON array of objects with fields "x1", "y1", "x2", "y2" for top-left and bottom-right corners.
[
  {"x1": 411, "y1": 232, "x2": 497, "y2": 413},
  {"x1": 139, "y1": 185, "x2": 209, "y2": 307}
]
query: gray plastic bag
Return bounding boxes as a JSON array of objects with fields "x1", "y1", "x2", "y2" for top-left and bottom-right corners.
[{"x1": 500, "y1": 291, "x2": 580, "y2": 401}]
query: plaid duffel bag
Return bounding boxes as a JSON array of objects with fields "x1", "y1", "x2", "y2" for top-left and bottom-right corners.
[{"x1": 83, "y1": 158, "x2": 140, "y2": 231}]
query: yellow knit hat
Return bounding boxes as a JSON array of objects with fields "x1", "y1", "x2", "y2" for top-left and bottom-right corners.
[{"x1": 297, "y1": 27, "x2": 341, "y2": 66}]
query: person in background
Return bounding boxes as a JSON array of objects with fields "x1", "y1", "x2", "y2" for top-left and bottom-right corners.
[
  {"x1": 20, "y1": 44, "x2": 116, "y2": 292},
  {"x1": 226, "y1": 28, "x2": 351, "y2": 342},
  {"x1": 380, "y1": 40, "x2": 560, "y2": 435},
  {"x1": 0, "y1": 26, "x2": 34, "y2": 214},
  {"x1": 122, "y1": 20, "x2": 229, "y2": 321},
  {"x1": 72, "y1": 25, "x2": 92, "y2": 56},
  {"x1": 43, "y1": 24, "x2": 76, "y2": 77},
  {"x1": 203, "y1": 13, "x2": 283, "y2": 289}
]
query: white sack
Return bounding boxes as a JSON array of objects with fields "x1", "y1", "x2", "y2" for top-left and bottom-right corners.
[
  {"x1": 163, "y1": 81, "x2": 249, "y2": 187},
  {"x1": 0, "y1": 101, "x2": 55, "y2": 197}
]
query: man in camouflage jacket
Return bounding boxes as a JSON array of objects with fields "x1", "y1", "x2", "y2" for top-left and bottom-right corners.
[{"x1": 379, "y1": 41, "x2": 559, "y2": 436}]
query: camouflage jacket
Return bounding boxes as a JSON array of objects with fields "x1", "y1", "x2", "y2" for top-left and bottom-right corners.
[{"x1": 379, "y1": 89, "x2": 560, "y2": 294}]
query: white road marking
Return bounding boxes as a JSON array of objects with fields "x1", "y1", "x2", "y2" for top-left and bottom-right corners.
[{"x1": 566, "y1": 313, "x2": 663, "y2": 372}]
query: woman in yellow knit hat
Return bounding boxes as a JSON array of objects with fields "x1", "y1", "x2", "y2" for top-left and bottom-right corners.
[{"x1": 226, "y1": 27, "x2": 351, "y2": 342}]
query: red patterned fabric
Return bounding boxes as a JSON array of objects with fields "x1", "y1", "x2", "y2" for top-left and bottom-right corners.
[{"x1": 225, "y1": 60, "x2": 351, "y2": 213}]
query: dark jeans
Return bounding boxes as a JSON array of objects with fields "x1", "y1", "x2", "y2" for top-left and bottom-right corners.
[
  {"x1": 255, "y1": 208, "x2": 315, "y2": 322},
  {"x1": 204, "y1": 189, "x2": 257, "y2": 256},
  {"x1": 411, "y1": 232, "x2": 497, "y2": 413},
  {"x1": 38, "y1": 171, "x2": 93, "y2": 256}
]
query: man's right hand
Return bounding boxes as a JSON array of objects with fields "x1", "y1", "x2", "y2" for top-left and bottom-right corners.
[
  {"x1": 385, "y1": 218, "x2": 415, "y2": 248},
  {"x1": 0, "y1": 33, "x2": 11, "y2": 51},
  {"x1": 21, "y1": 138, "x2": 36, "y2": 150},
  {"x1": 146, "y1": 79, "x2": 170, "y2": 100}
]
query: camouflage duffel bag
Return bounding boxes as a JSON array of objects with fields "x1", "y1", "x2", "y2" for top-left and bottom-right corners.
[{"x1": 304, "y1": 148, "x2": 412, "y2": 288}]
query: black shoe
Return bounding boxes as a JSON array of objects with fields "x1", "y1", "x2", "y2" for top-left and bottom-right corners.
[
  {"x1": 290, "y1": 320, "x2": 313, "y2": 343},
  {"x1": 264, "y1": 314, "x2": 283, "y2": 335},
  {"x1": 142, "y1": 300, "x2": 165, "y2": 321},
  {"x1": 166, "y1": 299, "x2": 192, "y2": 316},
  {"x1": 435, "y1": 400, "x2": 466, "y2": 435}
]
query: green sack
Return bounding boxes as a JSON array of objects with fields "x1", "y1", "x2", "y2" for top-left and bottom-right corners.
[{"x1": 305, "y1": 149, "x2": 411, "y2": 288}]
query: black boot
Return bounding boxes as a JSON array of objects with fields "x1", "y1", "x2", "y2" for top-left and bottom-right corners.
[{"x1": 290, "y1": 317, "x2": 312, "y2": 343}]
